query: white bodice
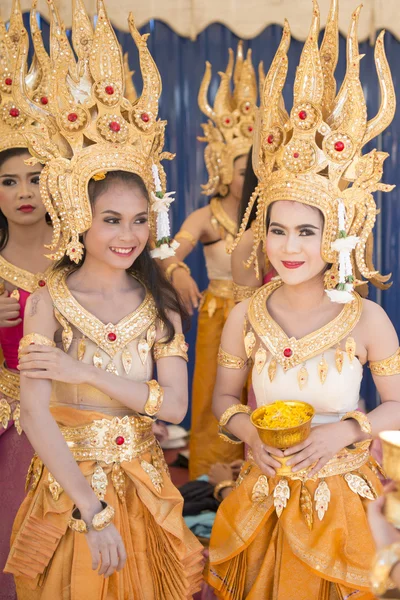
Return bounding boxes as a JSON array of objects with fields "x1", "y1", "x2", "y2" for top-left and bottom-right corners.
[
  {"x1": 203, "y1": 240, "x2": 232, "y2": 281},
  {"x1": 252, "y1": 349, "x2": 363, "y2": 425}
]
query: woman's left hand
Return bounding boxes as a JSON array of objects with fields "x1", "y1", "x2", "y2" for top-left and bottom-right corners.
[
  {"x1": 18, "y1": 345, "x2": 90, "y2": 385},
  {"x1": 283, "y1": 421, "x2": 358, "y2": 478}
]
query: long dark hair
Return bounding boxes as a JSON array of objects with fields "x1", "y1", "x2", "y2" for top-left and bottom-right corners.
[
  {"x1": 237, "y1": 146, "x2": 258, "y2": 229},
  {"x1": 0, "y1": 148, "x2": 32, "y2": 251},
  {"x1": 56, "y1": 171, "x2": 189, "y2": 340}
]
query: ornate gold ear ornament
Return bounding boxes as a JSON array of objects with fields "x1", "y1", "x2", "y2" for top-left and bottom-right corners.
[
  {"x1": 198, "y1": 41, "x2": 259, "y2": 197},
  {"x1": 230, "y1": 0, "x2": 395, "y2": 302},
  {"x1": 12, "y1": 0, "x2": 177, "y2": 262}
]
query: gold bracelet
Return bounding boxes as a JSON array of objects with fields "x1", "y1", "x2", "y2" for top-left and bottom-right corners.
[
  {"x1": 370, "y1": 542, "x2": 400, "y2": 595},
  {"x1": 165, "y1": 262, "x2": 191, "y2": 283},
  {"x1": 219, "y1": 404, "x2": 252, "y2": 427},
  {"x1": 213, "y1": 480, "x2": 236, "y2": 501},
  {"x1": 144, "y1": 380, "x2": 164, "y2": 417},
  {"x1": 18, "y1": 333, "x2": 56, "y2": 358},
  {"x1": 341, "y1": 411, "x2": 372, "y2": 451},
  {"x1": 68, "y1": 501, "x2": 115, "y2": 534},
  {"x1": 175, "y1": 230, "x2": 197, "y2": 247},
  {"x1": 232, "y1": 282, "x2": 258, "y2": 303},
  {"x1": 218, "y1": 427, "x2": 243, "y2": 444},
  {"x1": 217, "y1": 346, "x2": 246, "y2": 370}
]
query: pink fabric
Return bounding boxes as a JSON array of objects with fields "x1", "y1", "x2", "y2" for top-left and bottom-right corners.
[
  {"x1": 0, "y1": 289, "x2": 29, "y2": 369},
  {"x1": 0, "y1": 288, "x2": 34, "y2": 599}
]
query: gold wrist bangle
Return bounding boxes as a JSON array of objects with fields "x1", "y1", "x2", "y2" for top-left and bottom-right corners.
[
  {"x1": 370, "y1": 542, "x2": 400, "y2": 596},
  {"x1": 341, "y1": 411, "x2": 372, "y2": 450},
  {"x1": 144, "y1": 380, "x2": 164, "y2": 417},
  {"x1": 213, "y1": 480, "x2": 236, "y2": 501},
  {"x1": 18, "y1": 333, "x2": 56, "y2": 359},
  {"x1": 165, "y1": 262, "x2": 191, "y2": 283},
  {"x1": 68, "y1": 501, "x2": 115, "y2": 534},
  {"x1": 219, "y1": 404, "x2": 252, "y2": 428}
]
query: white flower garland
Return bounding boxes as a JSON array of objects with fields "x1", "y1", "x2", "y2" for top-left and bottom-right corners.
[{"x1": 149, "y1": 164, "x2": 179, "y2": 259}]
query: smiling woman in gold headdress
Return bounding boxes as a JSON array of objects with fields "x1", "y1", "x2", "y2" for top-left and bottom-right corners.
[
  {"x1": 4, "y1": 2, "x2": 203, "y2": 598},
  {"x1": 205, "y1": 1, "x2": 400, "y2": 598}
]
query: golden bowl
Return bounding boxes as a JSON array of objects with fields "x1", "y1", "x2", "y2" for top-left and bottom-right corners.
[
  {"x1": 251, "y1": 401, "x2": 315, "y2": 449},
  {"x1": 379, "y1": 431, "x2": 400, "y2": 481}
]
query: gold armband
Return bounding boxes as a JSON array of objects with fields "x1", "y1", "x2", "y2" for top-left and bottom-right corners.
[
  {"x1": 370, "y1": 542, "x2": 400, "y2": 596},
  {"x1": 144, "y1": 380, "x2": 164, "y2": 417},
  {"x1": 175, "y1": 230, "x2": 197, "y2": 247},
  {"x1": 68, "y1": 501, "x2": 115, "y2": 534},
  {"x1": 213, "y1": 480, "x2": 235, "y2": 501},
  {"x1": 232, "y1": 282, "x2": 258, "y2": 303},
  {"x1": 153, "y1": 333, "x2": 188, "y2": 362},
  {"x1": 370, "y1": 348, "x2": 400, "y2": 377},
  {"x1": 217, "y1": 346, "x2": 246, "y2": 370},
  {"x1": 165, "y1": 262, "x2": 191, "y2": 282},
  {"x1": 341, "y1": 411, "x2": 372, "y2": 451},
  {"x1": 218, "y1": 404, "x2": 251, "y2": 445},
  {"x1": 18, "y1": 333, "x2": 56, "y2": 358}
]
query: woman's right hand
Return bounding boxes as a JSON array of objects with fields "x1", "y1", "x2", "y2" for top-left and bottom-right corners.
[
  {"x1": 0, "y1": 291, "x2": 21, "y2": 328},
  {"x1": 171, "y1": 269, "x2": 202, "y2": 315},
  {"x1": 86, "y1": 524, "x2": 127, "y2": 578},
  {"x1": 249, "y1": 431, "x2": 284, "y2": 477}
]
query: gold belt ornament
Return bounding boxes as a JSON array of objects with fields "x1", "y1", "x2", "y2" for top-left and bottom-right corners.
[
  {"x1": 61, "y1": 415, "x2": 156, "y2": 464},
  {"x1": 0, "y1": 363, "x2": 21, "y2": 433},
  {"x1": 208, "y1": 279, "x2": 234, "y2": 299}
]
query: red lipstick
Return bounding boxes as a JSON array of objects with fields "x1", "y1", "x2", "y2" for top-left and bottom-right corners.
[
  {"x1": 18, "y1": 205, "x2": 35, "y2": 213},
  {"x1": 281, "y1": 261, "x2": 304, "y2": 269}
]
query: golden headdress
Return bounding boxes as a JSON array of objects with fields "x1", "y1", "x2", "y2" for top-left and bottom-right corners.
[
  {"x1": 198, "y1": 42, "x2": 258, "y2": 197},
  {"x1": 0, "y1": 0, "x2": 51, "y2": 153},
  {"x1": 12, "y1": 0, "x2": 176, "y2": 262},
  {"x1": 232, "y1": 0, "x2": 396, "y2": 303}
]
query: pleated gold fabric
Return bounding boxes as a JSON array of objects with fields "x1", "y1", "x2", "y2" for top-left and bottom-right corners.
[
  {"x1": 5, "y1": 406, "x2": 204, "y2": 600},
  {"x1": 206, "y1": 459, "x2": 381, "y2": 600}
]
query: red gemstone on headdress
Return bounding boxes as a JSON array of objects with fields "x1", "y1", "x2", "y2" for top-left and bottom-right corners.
[
  {"x1": 334, "y1": 141, "x2": 345, "y2": 152},
  {"x1": 107, "y1": 332, "x2": 117, "y2": 342},
  {"x1": 283, "y1": 348, "x2": 293, "y2": 358},
  {"x1": 293, "y1": 152, "x2": 299, "y2": 158},
  {"x1": 109, "y1": 121, "x2": 121, "y2": 132},
  {"x1": 267, "y1": 134, "x2": 274, "y2": 144},
  {"x1": 9, "y1": 107, "x2": 19, "y2": 117},
  {"x1": 40, "y1": 96, "x2": 48, "y2": 105},
  {"x1": 248, "y1": 126, "x2": 253, "y2": 132},
  {"x1": 38, "y1": 280, "x2": 46, "y2": 287},
  {"x1": 68, "y1": 112, "x2": 78, "y2": 122},
  {"x1": 299, "y1": 110, "x2": 307, "y2": 120},
  {"x1": 115, "y1": 436, "x2": 125, "y2": 445},
  {"x1": 5, "y1": 77, "x2": 12, "y2": 86},
  {"x1": 244, "y1": 102, "x2": 251, "y2": 111},
  {"x1": 105, "y1": 85, "x2": 114, "y2": 95},
  {"x1": 141, "y1": 113, "x2": 150, "y2": 122},
  {"x1": 225, "y1": 118, "x2": 231, "y2": 124}
]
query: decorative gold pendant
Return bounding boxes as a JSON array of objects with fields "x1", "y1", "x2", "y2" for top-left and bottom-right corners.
[
  {"x1": 25, "y1": 455, "x2": 43, "y2": 493},
  {"x1": 255, "y1": 347, "x2": 268, "y2": 375},
  {"x1": 244, "y1": 330, "x2": 256, "y2": 359},
  {"x1": 93, "y1": 350, "x2": 103, "y2": 369},
  {"x1": 0, "y1": 398, "x2": 11, "y2": 429},
  {"x1": 105, "y1": 361, "x2": 118, "y2": 375},
  {"x1": 91, "y1": 465, "x2": 108, "y2": 500},
  {"x1": 344, "y1": 473, "x2": 375, "y2": 500},
  {"x1": 300, "y1": 483, "x2": 313, "y2": 530},
  {"x1": 268, "y1": 357, "x2": 277, "y2": 382},
  {"x1": 251, "y1": 475, "x2": 270, "y2": 503},
  {"x1": 54, "y1": 309, "x2": 73, "y2": 352},
  {"x1": 122, "y1": 348, "x2": 133, "y2": 375},
  {"x1": 147, "y1": 324, "x2": 157, "y2": 349},
  {"x1": 273, "y1": 478, "x2": 290, "y2": 517},
  {"x1": 10, "y1": 289, "x2": 20, "y2": 301},
  {"x1": 318, "y1": 356, "x2": 328, "y2": 384},
  {"x1": 314, "y1": 479, "x2": 330, "y2": 521},
  {"x1": 111, "y1": 463, "x2": 126, "y2": 501},
  {"x1": 140, "y1": 460, "x2": 163, "y2": 493},
  {"x1": 335, "y1": 346, "x2": 344, "y2": 373},
  {"x1": 13, "y1": 404, "x2": 22, "y2": 435},
  {"x1": 358, "y1": 472, "x2": 378, "y2": 499},
  {"x1": 78, "y1": 337, "x2": 86, "y2": 361},
  {"x1": 346, "y1": 337, "x2": 356, "y2": 363},
  {"x1": 48, "y1": 472, "x2": 63, "y2": 501},
  {"x1": 207, "y1": 297, "x2": 217, "y2": 318},
  {"x1": 297, "y1": 365, "x2": 308, "y2": 390},
  {"x1": 138, "y1": 338, "x2": 150, "y2": 365}
]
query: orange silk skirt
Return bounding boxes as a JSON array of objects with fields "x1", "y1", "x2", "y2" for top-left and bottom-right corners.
[
  {"x1": 206, "y1": 458, "x2": 382, "y2": 600},
  {"x1": 5, "y1": 407, "x2": 204, "y2": 600},
  {"x1": 189, "y1": 289, "x2": 244, "y2": 480}
]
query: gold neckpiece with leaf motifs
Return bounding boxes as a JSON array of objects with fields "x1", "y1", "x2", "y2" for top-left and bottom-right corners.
[{"x1": 0, "y1": 255, "x2": 52, "y2": 293}]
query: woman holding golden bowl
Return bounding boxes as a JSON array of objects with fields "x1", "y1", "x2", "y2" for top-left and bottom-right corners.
[{"x1": 205, "y1": 1, "x2": 400, "y2": 598}]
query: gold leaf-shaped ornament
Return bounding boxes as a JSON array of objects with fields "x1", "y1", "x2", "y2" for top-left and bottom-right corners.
[
  {"x1": 13, "y1": 404, "x2": 22, "y2": 435},
  {"x1": 138, "y1": 338, "x2": 150, "y2": 365},
  {"x1": 244, "y1": 330, "x2": 256, "y2": 358},
  {"x1": 48, "y1": 472, "x2": 63, "y2": 501},
  {"x1": 344, "y1": 472, "x2": 375, "y2": 500},
  {"x1": 122, "y1": 348, "x2": 133, "y2": 375},
  {"x1": 0, "y1": 398, "x2": 11, "y2": 429},
  {"x1": 93, "y1": 350, "x2": 103, "y2": 369},
  {"x1": 314, "y1": 479, "x2": 331, "y2": 521},
  {"x1": 140, "y1": 460, "x2": 163, "y2": 493},
  {"x1": 300, "y1": 483, "x2": 313, "y2": 530},
  {"x1": 78, "y1": 337, "x2": 86, "y2": 361},
  {"x1": 146, "y1": 324, "x2": 157, "y2": 348},
  {"x1": 268, "y1": 357, "x2": 277, "y2": 382},
  {"x1": 345, "y1": 337, "x2": 356, "y2": 364},
  {"x1": 251, "y1": 475, "x2": 270, "y2": 503},
  {"x1": 54, "y1": 309, "x2": 73, "y2": 352},
  {"x1": 273, "y1": 478, "x2": 290, "y2": 517},
  {"x1": 297, "y1": 365, "x2": 308, "y2": 390},
  {"x1": 91, "y1": 465, "x2": 108, "y2": 500},
  {"x1": 255, "y1": 346, "x2": 268, "y2": 375},
  {"x1": 105, "y1": 361, "x2": 118, "y2": 375},
  {"x1": 335, "y1": 346, "x2": 344, "y2": 373},
  {"x1": 318, "y1": 356, "x2": 328, "y2": 384}
]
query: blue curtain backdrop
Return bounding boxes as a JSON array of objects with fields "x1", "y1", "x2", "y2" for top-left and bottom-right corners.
[{"x1": 26, "y1": 15, "x2": 400, "y2": 426}]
